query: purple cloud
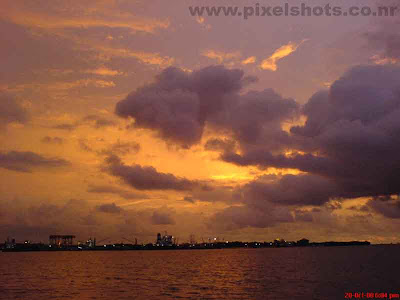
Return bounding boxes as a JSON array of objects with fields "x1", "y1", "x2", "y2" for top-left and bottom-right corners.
[
  {"x1": 0, "y1": 151, "x2": 70, "y2": 172},
  {"x1": 104, "y1": 155, "x2": 196, "y2": 191},
  {"x1": 0, "y1": 92, "x2": 28, "y2": 128},
  {"x1": 96, "y1": 203, "x2": 124, "y2": 214}
]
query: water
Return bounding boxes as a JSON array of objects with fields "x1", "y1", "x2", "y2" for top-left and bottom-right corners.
[{"x1": 1, "y1": 246, "x2": 399, "y2": 300}]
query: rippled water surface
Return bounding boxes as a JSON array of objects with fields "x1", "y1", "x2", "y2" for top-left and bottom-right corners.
[{"x1": 1, "y1": 246, "x2": 399, "y2": 300}]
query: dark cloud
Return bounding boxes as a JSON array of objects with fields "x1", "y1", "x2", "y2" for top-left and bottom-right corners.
[
  {"x1": 52, "y1": 115, "x2": 117, "y2": 132},
  {"x1": 150, "y1": 209, "x2": 176, "y2": 225},
  {"x1": 290, "y1": 65, "x2": 400, "y2": 198},
  {"x1": 204, "y1": 138, "x2": 236, "y2": 153},
  {"x1": 115, "y1": 64, "x2": 400, "y2": 226},
  {"x1": 101, "y1": 140, "x2": 140, "y2": 156},
  {"x1": 222, "y1": 65, "x2": 400, "y2": 205},
  {"x1": 96, "y1": 203, "x2": 124, "y2": 214},
  {"x1": 203, "y1": 64, "x2": 400, "y2": 227},
  {"x1": 0, "y1": 197, "x2": 160, "y2": 242},
  {"x1": 190, "y1": 184, "x2": 240, "y2": 203},
  {"x1": 182, "y1": 196, "x2": 195, "y2": 203},
  {"x1": 221, "y1": 151, "x2": 327, "y2": 171},
  {"x1": 0, "y1": 199, "x2": 91, "y2": 241},
  {"x1": 41, "y1": 136, "x2": 64, "y2": 144},
  {"x1": 117, "y1": 85, "x2": 201, "y2": 147},
  {"x1": 365, "y1": 10, "x2": 400, "y2": 62},
  {"x1": 115, "y1": 65, "x2": 262, "y2": 147},
  {"x1": 87, "y1": 184, "x2": 148, "y2": 200},
  {"x1": 78, "y1": 138, "x2": 140, "y2": 157},
  {"x1": 103, "y1": 155, "x2": 196, "y2": 191},
  {"x1": 0, "y1": 223, "x2": 58, "y2": 241},
  {"x1": 116, "y1": 65, "x2": 299, "y2": 155},
  {"x1": 367, "y1": 197, "x2": 400, "y2": 219},
  {"x1": 244, "y1": 174, "x2": 339, "y2": 206},
  {"x1": 206, "y1": 174, "x2": 337, "y2": 229},
  {"x1": 210, "y1": 89, "x2": 298, "y2": 152},
  {"x1": 0, "y1": 151, "x2": 70, "y2": 172},
  {"x1": 82, "y1": 115, "x2": 117, "y2": 128},
  {"x1": 0, "y1": 92, "x2": 29, "y2": 128},
  {"x1": 367, "y1": 32, "x2": 400, "y2": 62}
]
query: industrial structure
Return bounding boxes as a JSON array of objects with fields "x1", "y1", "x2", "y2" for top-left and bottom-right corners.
[
  {"x1": 4, "y1": 237, "x2": 16, "y2": 249},
  {"x1": 49, "y1": 235, "x2": 75, "y2": 247},
  {"x1": 156, "y1": 232, "x2": 174, "y2": 246},
  {"x1": 86, "y1": 237, "x2": 96, "y2": 248},
  {"x1": 1, "y1": 233, "x2": 370, "y2": 252}
]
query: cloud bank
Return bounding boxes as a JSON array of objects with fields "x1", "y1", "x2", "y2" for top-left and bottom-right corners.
[
  {"x1": 0, "y1": 151, "x2": 70, "y2": 172},
  {"x1": 104, "y1": 155, "x2": 197, "y2": 191},
  {"x1": 115, "y1": 64, "x2": 400, "y2": 229}
]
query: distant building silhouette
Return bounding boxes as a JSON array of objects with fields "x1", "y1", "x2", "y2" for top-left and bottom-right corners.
[
  {"x1": 49, "y1": 235, "x2": 75, "y2": 247},
  {"x1": 156, "y1": 232, "x2": 174, "y2": 246},
  {"x1": 297, "y1": 238, "x2": 310, "y2": 246},
  {"x1": 273, "y1": 238, "x2": 287, "y2": 247},
  {"x1": 5, "y1": 237, "x2": 16, "y2": 249}
]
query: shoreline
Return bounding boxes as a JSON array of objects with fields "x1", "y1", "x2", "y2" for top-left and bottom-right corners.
[{"x1": 1, "y1": 240, "x2": 375, "y2": 252}]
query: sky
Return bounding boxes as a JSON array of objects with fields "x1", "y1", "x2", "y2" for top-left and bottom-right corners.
[{"x1": 1, "y1": 0, "x2": 400, "y2": 244}]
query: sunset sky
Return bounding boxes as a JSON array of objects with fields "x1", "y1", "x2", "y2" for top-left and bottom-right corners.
[{"x1": 1, "y1": 0, "x2": 400, "y2": 244}]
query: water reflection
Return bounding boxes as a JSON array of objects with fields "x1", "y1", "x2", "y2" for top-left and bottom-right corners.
[{"x1": 1, "y1": 246, "x2": 399, "y2": 300}]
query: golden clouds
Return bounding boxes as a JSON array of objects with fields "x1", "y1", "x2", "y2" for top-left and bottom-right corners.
[
  {"x1": 202, "y1": 50, "x2": 241, "y2": 63},
  {"x1": 370, "y1": 54, "x2": 399, "y2": 65},
  {"x1": 0, "y1": 0, "x2": 174, "y2": 74},
  {"x1": 84, "y1": 68, "x2": 123, "y2": 77},
  {"x1": 6, "y1": 13, "x2": 168, "y2": 33},
  {"x1": 196, "y1": 16, "x2": 205, "y2": 24},
  {"x1": 195, "y1": 16, "x2": 211, "y2": 30},
  {"x1": 241, "y1": 56, "x2": 257, "y2": 65},
  {"x1": 17, "y1": 79, "x2": 116, "y2": 92},
  {"x1": 0, "y1": 1, "x2": 169, "y2": 34},
  {"x1": 104, "y1": 48, "x2": 175, "y2": 68},
  {"x1": 202, "y1": 41, "x2": 305, "y2": 70},
  {"x1": 260, "y1": 41, "x2": 305, "y2": 71}
]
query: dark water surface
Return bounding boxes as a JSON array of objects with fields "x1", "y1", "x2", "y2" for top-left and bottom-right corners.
[{"x1": 1, "y1": 246, "x2": 399, "y2": 300}]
